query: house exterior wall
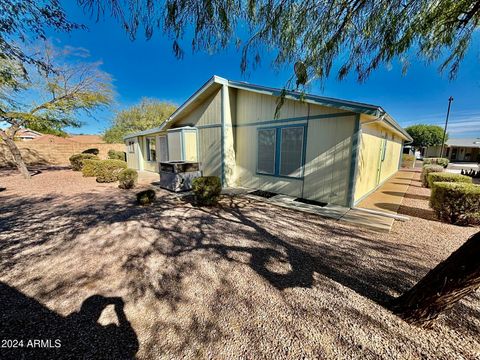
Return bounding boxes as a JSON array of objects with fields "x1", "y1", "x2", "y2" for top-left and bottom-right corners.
[
  {"x1": 354, "y1": 121, "x2": 403, "y2": 203},
  {"x1": 125, "y1": 137, "x2": 140, "y2": 169},
  {"x1": 233, "y1": 89, "x2": 356, "y2": 205},
  {"x1": 174, "y1": 89, "x2": 223, "y2": 178},
  {"x1": 302, "y1": 113, "x2": 356, "y2": 205}
]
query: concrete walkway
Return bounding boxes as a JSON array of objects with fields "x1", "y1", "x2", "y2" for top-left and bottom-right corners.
[{"x1": 356, "y1": 170, "x2": 415, "y2": 214}]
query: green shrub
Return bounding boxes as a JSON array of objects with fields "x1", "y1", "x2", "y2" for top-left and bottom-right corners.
[
  {"x1": 427, "y1": 172, "x2": 472, "y2": 188},
  {"x1": 108, "y1": 149, "x2": 126, "y2": 161},
  {"x1": 430, "y1": 182, "x2": 480, "y2": 225},
  {"x1": 421, "y1": 165, "x2": 444, "y2": 187},
  {"x1": 401, "y1": 154, "x2": 415, "y2": 168},
  {"x1": 136, "y1": 189, "x2": 156, "y2": 205},
  {"x1": 118, "y1": 168, "x2": 138, "y2": 189},
  {"x1": 82, "y1": 148, "x2": 99, "y2": 155},
  {"x1": 95, "y1": 159, "x2": 128, "y2": 183},
  {"x1": 69, "y1": 153, "x2": 99, "y2": 171},
  {"x1": 82, "y1": 159, "x2": 101, "y2": 177},
  {"x1": 192, "y1": 176, "x2": 222, "y2": 206},
  {"x1": 423, "y1": 157, "x2": 449, "y2": 168}
]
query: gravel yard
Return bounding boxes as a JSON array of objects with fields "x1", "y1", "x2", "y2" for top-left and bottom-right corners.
[{"x1": 0, "y1": 167, "x2": 479, "y2": 359}]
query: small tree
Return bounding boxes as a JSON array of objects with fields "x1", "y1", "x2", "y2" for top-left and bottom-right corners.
[
  {"x1": 103, "y1": 98, "x2": 176, "y2": 143},
  {"x1": 405, "y1": 124, "x2": 447, "y2": 150},
  {"x1": 0, "y1": 43, "x2": 113, "y2": 178}
]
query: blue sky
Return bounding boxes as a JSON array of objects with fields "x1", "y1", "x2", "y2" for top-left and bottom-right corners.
[{"x1": 49, "y1": 2, "x2": 480, "y2": 138}]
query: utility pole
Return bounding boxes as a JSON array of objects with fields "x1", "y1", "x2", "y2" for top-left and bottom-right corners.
[{"x1": 440, "y1": 96, "x2": 453, "y2": 158}]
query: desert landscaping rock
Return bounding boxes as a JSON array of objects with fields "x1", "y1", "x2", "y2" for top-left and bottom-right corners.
[{"x1": 0, "y1": 167, "x2": 479, "y2": 359}]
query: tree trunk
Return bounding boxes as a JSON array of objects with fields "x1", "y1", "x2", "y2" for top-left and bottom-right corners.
[
  {"x1": 0, "y1": 130, "x2": 30, "y2": 179},
  {"x1": 391, "y1": 231, "x2": 480, "y2": 327}
]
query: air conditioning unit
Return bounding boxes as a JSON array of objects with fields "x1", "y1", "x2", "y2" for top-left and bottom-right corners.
[{"x1": 159, "y1": 161, "x2": 201, "y2": 192}]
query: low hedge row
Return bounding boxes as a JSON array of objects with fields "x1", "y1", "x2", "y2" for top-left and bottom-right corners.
[
  {"x1": 81, "y1": 159, "x2": 100, "y2": 177},
  {"x1": 421, "y1": 165, "x2": 444, "y2": 187},
  {"x1": 95, "y1": 160, "x2": 128, "y2": 183},
  {"x1": 423, "y1": 157, "x2": 449, "y2": 168},
  {"x1": 427, "y1": 172, "x2": 472, "y2": 188},
  {"x1": 401, "y1": 154, "x2": 415, "y2": 169},
  {"x1": 108, "y1": 149, "x2": 126, "y2": 161},
  {"x1": 430, "y1": 182, "x2": 480, "y2": 225},
  {"x1": 69, "y1": 154, "x2": 99, "y2": 171}
]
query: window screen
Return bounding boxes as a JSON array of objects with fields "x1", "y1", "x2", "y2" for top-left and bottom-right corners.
[
  {"x1": 257, "y1": 129, "x2": 276, "y2": 174},
  {"x1": 146, "y1": 137, "x2": 156, "y2": 161},
  {"x1": 279, "y1": 127, "x2": 304, "y2": 177},
  {"x1": 159, "y1": 135, "x2": 168, "y2": 162}
]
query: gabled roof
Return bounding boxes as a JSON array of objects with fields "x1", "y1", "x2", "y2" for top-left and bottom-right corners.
[
  {"x1": 447, "y1": 138, "x2": 480, "y2": 148},
  {"x1": 124, "y1": 75, "x2": 412, "y2": 141}
]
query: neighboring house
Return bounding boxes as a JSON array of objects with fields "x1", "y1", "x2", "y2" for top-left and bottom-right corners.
[
  {"x1": 124, "y1": 76, "x2": 412, "y2": 207},
  {"x1": 425, "y1": 138, "x2": 480, "y2": 162},
  {"x1": 15, "y1": 128, "x2": 43, "y2": 141}
]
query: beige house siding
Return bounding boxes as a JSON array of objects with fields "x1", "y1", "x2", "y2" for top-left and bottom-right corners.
[
  {"x1": 303, "y1": 114, "x2": 356, "y2": 205},
  {"x1": 354, "y1": 121, "x2": 402, "y2": 203},
  {"x1": 233, "y1": 89, "x2": 357, "y2": 205}
]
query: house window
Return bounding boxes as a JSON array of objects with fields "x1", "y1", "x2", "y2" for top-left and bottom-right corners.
[
  {"x1": 257, "y1": 125, "x2": 305, "y2": 178},
  {"x1": 127, "y1": 141, "x2": 135, "y2": 154},
  {"x1": 257, "y1": 129, "x2": 276, "y2": 175},
  {"x1": 159, "y1": 135, "x2": 168, "y2": 162},
  {"x1": 146, "y1": 137, "x2": 156, "y2": 161},
  {"x1": 279, "y1": 127, "x2": 304, "y2": 177}
]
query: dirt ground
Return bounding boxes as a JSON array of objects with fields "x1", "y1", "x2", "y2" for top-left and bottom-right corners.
[{"x1": 0, "y1": 166, "x2": 479, "y2": 359}]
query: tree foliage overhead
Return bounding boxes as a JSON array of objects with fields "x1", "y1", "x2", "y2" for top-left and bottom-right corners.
[
  {"x1": 80, "y1": 0, "x2": 480, "y2": 84},
  {"x1": 405, "y1": 124, "x2": 447, "y2": 148},
  {"x1": 0, "y1": 0, "x2": 81, "y2": 73},
  {"x1": 103, "y1": 99, "x2": 177, "y2": 143}
]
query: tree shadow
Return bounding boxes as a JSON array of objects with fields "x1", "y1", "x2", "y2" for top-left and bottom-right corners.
[
  {"x1": 0, "y1": 281, "x2": 138, "y2": 359},
  {"x1": 0, "y1": 182, "x2": 474, "y2": 345},
  {"x1": 383, "y1": 191, "x2": 430, "y2": 201}
]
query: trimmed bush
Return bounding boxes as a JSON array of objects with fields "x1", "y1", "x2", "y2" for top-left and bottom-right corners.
[
  {"x1": 421, "y1": 165, "x2": 444, "y2": 187},
  {"x1": 118, "y1": 168, "x2": 138, "y2": 189},
  {"x1": 69, "y1": 154, "x2": 99, "y2": 171},
  {"x1": 82, "y1": 159, "x2": 100, "y2": 177},
  {"x1": 423, "y1": 157, "x2": 449, "y2": 168},
  {"x1": 430, "y1": 182, "x2": 480, "y2": 225},
  {"x1": 192, "y1": 176, "x2": 222, "y2": 206},
  {"x1": 136, "y1": 189, "x2": 156, "y2": 205},
  {"x1": 427, "y1": 172, "x2": 472, "y2": 189},
  {"x1": 82, "y1": 148, "x2": 100, "y2": 155},
  {"x1": 108, "y1": 149, "x2": 126, "y2": 161},
  {"x1": 95, "y1": 159, "x2": 128, "y2": 183},
  {"x1": 401, "y1": 154, "x2": 415, "y2": 168}
]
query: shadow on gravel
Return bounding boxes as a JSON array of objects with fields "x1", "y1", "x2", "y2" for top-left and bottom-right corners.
[{"x1": 0, "y1": 281, "x2": 138, "y2": 359}]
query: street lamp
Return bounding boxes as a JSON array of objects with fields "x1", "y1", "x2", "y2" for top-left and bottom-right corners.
[{"x1": 440, "y1": 96, "x2": 454, "y2": 158}]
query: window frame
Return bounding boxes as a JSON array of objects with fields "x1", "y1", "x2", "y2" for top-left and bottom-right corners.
[
  {"x1": 158, "y1": 135, "x2": 169, "y2": 162},
  {"x1": 127, "y1": 140, "x2": 135, "y2": 154},
  {"x1": 256, "y1": 128, "x2": 277, "y2": 176},
  {"x1": 256, "y1": 124, "x2": 307, "y2": 179},
  {"x1": 146, "y1": 136, "x2": 157, "y2": 162}
]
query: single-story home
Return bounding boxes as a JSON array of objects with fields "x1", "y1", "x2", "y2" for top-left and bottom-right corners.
[
  {"x1": 124, "y1": 76, "x2": 412, "y2": 207},
  {"x1": 425, "y1": 138, "x2": 480, "y2": 162}
]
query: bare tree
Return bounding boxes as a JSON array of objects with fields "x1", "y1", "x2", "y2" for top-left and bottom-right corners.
[{"x1": 0, "y1": 43, "x2": 113, "y2": 178}]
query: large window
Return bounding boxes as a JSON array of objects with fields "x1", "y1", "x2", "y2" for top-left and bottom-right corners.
[
  {"x1": 256, "y1": 126, "x2": 305, "y2": 178},
  {"x1": 146, "y1": 137, "x2": 156, "y2": 161}
]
